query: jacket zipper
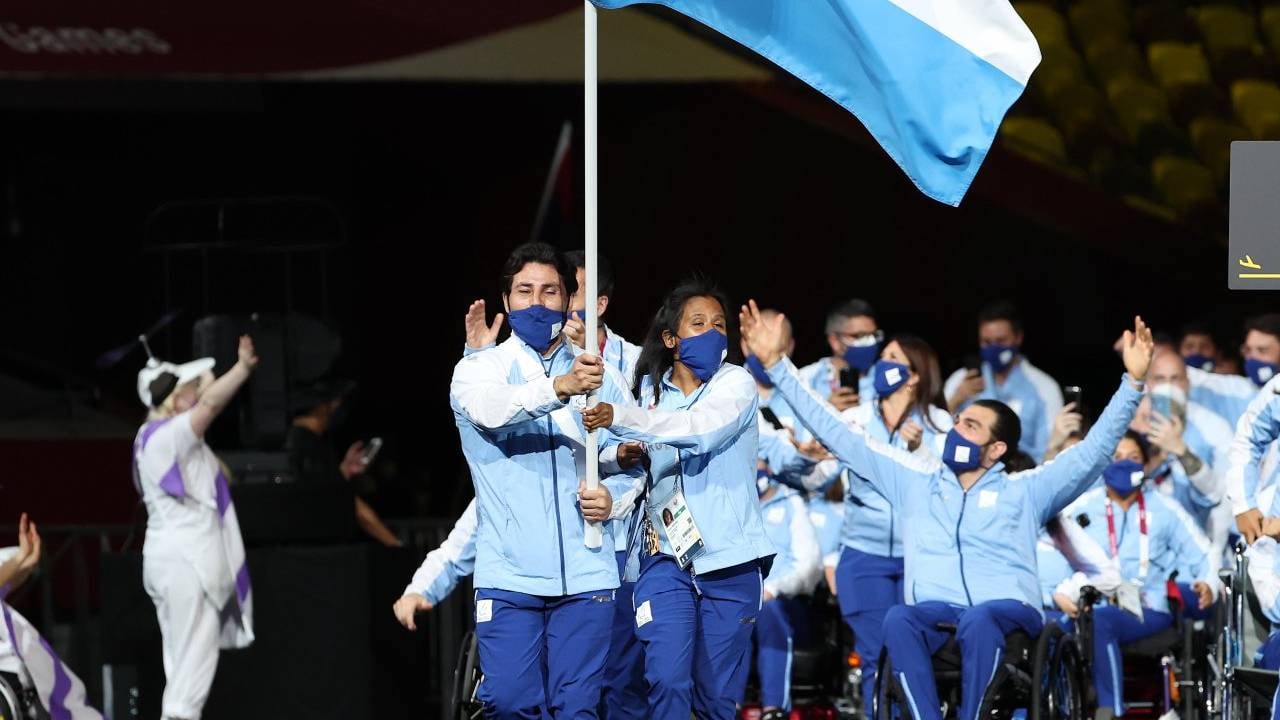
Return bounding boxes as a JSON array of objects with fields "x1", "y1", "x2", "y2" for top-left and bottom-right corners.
[
  {"x1": 544, "y1": 362, "x2": 568, "y2": 596},
  {"x1": 955, "y1": 489, "x2": 974, "y2": 606}
]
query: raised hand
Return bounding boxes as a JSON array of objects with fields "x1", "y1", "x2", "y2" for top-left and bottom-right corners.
[
  {"x1": 563, "y1": 315, "x2": 588, "y2": 351},
  {"x1": 739, "y1": 300, "x2": 788, "y2": 368},
  {"x1": 1121, "y1": 316, "x2": 1155, "y2": 382},
  {"x1": 464, "y1": 300, "x2": 504, "y2": 350},
  {"x1": 237, "y1": 335, "x2": 259, "y2": 370}
]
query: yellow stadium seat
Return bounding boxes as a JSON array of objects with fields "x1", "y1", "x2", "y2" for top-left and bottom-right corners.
[
  {"x1": 1232, "y1": 79, "x2": 1280, "y2": 137},
  {"x1": 1152, "y1": 155, "x2": 1219, "y2": 220},
  {"x1": 1107, "y1": 77, "x2": 1175, "y2": 142},
  {"x1": 1189, "y1": 115, "x2": 1249, "y2": 184},
  {"x1": 1085, "y1": 38, "x2": 1149, "y2": 84},
  {"x1": 1148, "y1": 42, "x2": 1213, "y2": 89},
  {"x1": 1262, "y1": 7, "x2": 1280, "y2": 64},
  {"x1": 1015, "y1": 3, "x2": 1072, "y2": 49},
  {"x1": 1001, "y1": 116, "x2": 1070, "y2": 165},
  {"x1": 1148, "y1": 42, "x2": 1221, "y2": 119},
  {"x1": 1046, "y1": 81, "x2": 1120, "y2": 154},
  {"x1": 1032, "y1": 45, "x2": 1088, "y2": 101},
  {"x1": 1196, "y1": 5, "x2": 1266, "y2": 80},
  {"x1": 1134, "y1": 0, "x2": 1199, "y2": 44},
  {"x1": 1070, "y1": 0, "x2": 1132, "y2": 47}
]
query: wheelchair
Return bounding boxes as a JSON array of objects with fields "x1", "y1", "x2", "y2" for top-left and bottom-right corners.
[
  {"x1": 1218, "y1": 544, "x2": 1278, "y2": 720},
  {"x1": 872, "y1": 618, "x2": 1086, "y2": 720},
  {"x1": 1065, "y1": 578, "x2": 1217, "y2": 720},
  {"x1": 449, "y1": 630, "x2": 483, "y2": 720},
  {"x1": 741, "y1": 586, "x2": 859, "y2": 719},
  {"x1": 0, "y1": 670, "x2": 45, "y2": 720}
]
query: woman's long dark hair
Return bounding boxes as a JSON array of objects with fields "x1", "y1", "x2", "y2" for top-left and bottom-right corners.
[
  {"x1": 633, "y1": 277, "x2": 732, "y2": 403},
  {"x1": 887, "y1": 333, "x2": 948, "y2": 433}
]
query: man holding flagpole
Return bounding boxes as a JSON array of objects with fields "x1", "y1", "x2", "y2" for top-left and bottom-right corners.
[{"x1": 449, "y1": 242, "x2": 641, "y2": 719}]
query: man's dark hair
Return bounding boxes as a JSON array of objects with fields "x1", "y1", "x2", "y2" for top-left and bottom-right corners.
[
  {"x1": 1245, "y1": 313, "x2": 1280, "y2": 343},
  {"x1": 976, "y1": 301, "x2": 1023, "y2": 334},
  {"x1": 1179, "y1": 321, "x2": 1216, "y2": 345},
  {"x1": 562, "y1": 250, "x2": 615, "y2": 298},
  {"x1": 973, "y1": 399, "x2": 1022, "y2": 462},
  {"x1": 1001, "y1": 450, "x2": 1037, "y2": 473},
  {"x1": 824, "y1": 299, "x2": 877, "y2": 336},
  {"x1": 501, "y1": 243, "x2": 577, "y2": 298}
]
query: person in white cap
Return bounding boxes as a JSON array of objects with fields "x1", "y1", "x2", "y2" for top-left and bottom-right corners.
[{"x1": 133, "y1": 335, "x2": 257, "y2": 720}]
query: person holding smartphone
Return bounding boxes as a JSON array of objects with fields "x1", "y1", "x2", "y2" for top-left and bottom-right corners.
[
  {"x1": 797, "y1": 299, "x2": 881, "y2": 413},
  {"x1": 285, "y1": 379, "x2": 402, "y2": 548},
  {"x1": 944, "y1": 301, "x2": 1063, "y2": 463},
  {"x1": 580, "y1": 279, "x2": 775, "y2": 720}
]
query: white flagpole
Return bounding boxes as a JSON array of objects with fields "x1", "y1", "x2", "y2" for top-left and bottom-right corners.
[{"x1": 583, "y1": 0, "x2": 603, "y2": 549}]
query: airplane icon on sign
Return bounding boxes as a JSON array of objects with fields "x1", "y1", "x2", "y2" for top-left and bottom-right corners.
[{"x1": 1239, "y1": 254, "x2": 1280, "y2": 279}]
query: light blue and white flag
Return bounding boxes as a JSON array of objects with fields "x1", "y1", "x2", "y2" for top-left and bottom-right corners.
[{"x1": 592, "y1": 0, "x2": 1042, "y2": 206}]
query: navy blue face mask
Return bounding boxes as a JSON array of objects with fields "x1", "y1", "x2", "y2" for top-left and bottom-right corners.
[
  {"x1": 745, "y1": 354, "x2": 773, "y2": 388},
  {"x1": 980, "y1": 344, "x2": 1018, "y2": 373},
  {"x1": 1183, "y1": 353, "x2": 1214, "y2": 372},
  {"x1": 942, "y1": 428, "x2": 985, "y2": 474},
  {"x1": 1103, "y1": 460, "x2": 1145, "y2": 497},
  {"x1": 508, "y1": 305, "x2": 565, "y2": 353},
  {"x1": 1245, "y1": 358, "x2": 1279, "y2": 387},
  {"x1": 677, "y1": 330, "x2": 728, "y2": 383},
  {"x1": 843, "y1": 339, "x2": 880, "y2": 373},
  {"x1": 872, "y1": 360, "x2": 910, "y2": 397}
]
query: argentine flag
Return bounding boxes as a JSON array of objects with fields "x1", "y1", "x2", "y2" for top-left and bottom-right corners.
[{"x1": 591, "y1": 0, "x2": 1041, "y2": 206}]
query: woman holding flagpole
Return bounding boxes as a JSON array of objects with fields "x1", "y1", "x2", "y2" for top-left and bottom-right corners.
[
  {"x1": 134, "y1": 336, "x2": 256, "y2": 720},
  {"x1": 582, "y1": 279, "x2": 774, "y2": 720}
]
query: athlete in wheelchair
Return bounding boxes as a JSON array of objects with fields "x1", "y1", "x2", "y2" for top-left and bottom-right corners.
[
  {"x1": 1050, "y1": 429, "x2": 1219, "y2": 720},
  {"x1": 736, "y1": 308, "x2": 1156, "y2": 720}
]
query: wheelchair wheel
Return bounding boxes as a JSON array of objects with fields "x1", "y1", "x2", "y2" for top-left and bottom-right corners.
[
  {"x1": 449, "y1": 631, "x2": 483, "y2": 720},
  {"x1": 1031, "y1": 624, "x2": 1085, "y2": 720},
  {"x1": 874, "y1": 649, "x2": 899, "y2": 720},
  {"x1": 0, "y1": 671, "x2": 31, "y2": 720}
]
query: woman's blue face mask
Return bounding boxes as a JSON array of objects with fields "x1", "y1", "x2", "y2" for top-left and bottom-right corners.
[{"x1": 677, "y1": 329, "x2": 729, "y2": 383}]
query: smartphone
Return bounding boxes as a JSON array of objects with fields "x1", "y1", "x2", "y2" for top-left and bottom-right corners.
[
  {"x1": 362, "y1": 437, "x2": 383, "y2": 466},
  {"x1": 759, "y1": 407, "x2": 786, "y2": 430},
  {"x1": 1062, "y1": 385, "x2": 1086, "y2": 420},
  {"x1": 838, "y1": 368, "x2": 861, "y2": 390},
  {"x1": 1150, "y1": 394, "x2": 1172, "y2": 421},
  {"x1": 1062, "y1": 385, "x2": 1082, "y2": 409},
  {"x1": 962, "y1": 354, "x2": 982, "y2": 374}
]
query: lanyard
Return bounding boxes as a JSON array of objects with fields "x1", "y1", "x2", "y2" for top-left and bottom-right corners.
[{"x1": 1105, "y1": 492, "x2": 1149, "y2": 582}]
